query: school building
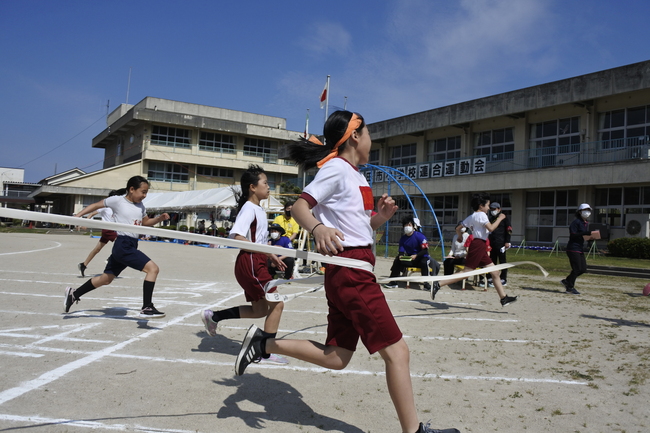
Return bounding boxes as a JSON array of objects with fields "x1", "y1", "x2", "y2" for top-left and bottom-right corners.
[
  {"x1": 25, "y1": 97, "x2": 301, "y2": 224},
  {"x1": 366, "y1": 59, "x2": 650, "y2": 246}
]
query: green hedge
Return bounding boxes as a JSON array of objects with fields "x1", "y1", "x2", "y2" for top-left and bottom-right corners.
[{"x1": 607, "y1": 237, "x2": 650, "y2": 259}]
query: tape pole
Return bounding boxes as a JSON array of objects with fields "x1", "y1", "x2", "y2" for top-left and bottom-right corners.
[
  {"x1": 0, "y1": 208, "x2": 373, "y2": 272},
  {"x1": 377, "y1": 261, "x2": 548, "y2": 284}
]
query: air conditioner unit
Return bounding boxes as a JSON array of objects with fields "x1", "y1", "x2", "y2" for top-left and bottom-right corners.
[{"x1": 624, "y1": 214, "x2": 650, "y2": 238}]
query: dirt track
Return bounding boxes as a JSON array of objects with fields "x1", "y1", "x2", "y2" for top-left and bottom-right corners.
[{"x1": 0, "y1": 233, "x2": 648, "y2": 432}]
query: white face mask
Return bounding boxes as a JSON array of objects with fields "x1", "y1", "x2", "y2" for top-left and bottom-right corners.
[
  {"x1": 491, "y1": 210, "x2": 499, "y2": 216},
  {"x1": 460, "y1": 227, "x2": 467, "y2": 233},
  {"x1": 403, "y1": 226, "x2": 414, "y2": 235},
  {"x1": 581, "y1": 210, "x2": 591, "y2": 219},
  {"x1": 270, "y1": 232, "x2": 280, "y2": 240}
]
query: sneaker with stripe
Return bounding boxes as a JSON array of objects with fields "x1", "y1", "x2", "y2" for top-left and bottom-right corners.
[
  {"x1": 139, "y1": 304, "x2": 165, "y2": 319},
  {"x1": 235, "y1": 324, "x2": 265, "y2": 376}
]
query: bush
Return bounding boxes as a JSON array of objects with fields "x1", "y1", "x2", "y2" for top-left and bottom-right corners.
[
  {"x1": 179, "y1": 225, "x2": 188, "y2": 232},
  {"x1": 607, "y1": 237, "x2": 650, "y2": 259}
]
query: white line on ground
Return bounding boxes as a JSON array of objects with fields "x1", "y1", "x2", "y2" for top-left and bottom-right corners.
[
  {"x1": 0, "y1": 242, "x2": 62, "y2": 256},
  {"x1": 0, "y1": 286, "x2": 240, "y2": 406},
  {"x1": 0, "y1": 413, "x2": 200, "y2": 432}
]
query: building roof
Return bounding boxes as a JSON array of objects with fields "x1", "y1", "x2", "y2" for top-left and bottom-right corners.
[{"x1": 369, "y1": 59, "x2": 650, "y2": 139}]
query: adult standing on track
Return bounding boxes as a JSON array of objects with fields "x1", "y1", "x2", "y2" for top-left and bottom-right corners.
[
  {"x1": 562, "y1": 203, "x2": 597, "y2": 295},
  {"x1": 487, "y1": 202, "x2": 512, "y2": 287}
]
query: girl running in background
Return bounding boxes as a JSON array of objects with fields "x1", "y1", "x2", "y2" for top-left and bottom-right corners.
[
  {"x1": 201, "y1": 164, "x2": 288, "y2": 364},
  {"x1": 64, "y1": 176, "x2": 169, "y2": 318},
  {"x1": 233, "y1": 111, "x2": 459, "y2": 433},
  {"x1": 78, "y1": 189, "x2": 120, "y2": 277}
]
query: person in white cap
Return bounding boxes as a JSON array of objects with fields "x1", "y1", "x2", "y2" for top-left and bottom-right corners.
[{"x1": 562, "y1": 203, "x2": 594, "y2": 294}]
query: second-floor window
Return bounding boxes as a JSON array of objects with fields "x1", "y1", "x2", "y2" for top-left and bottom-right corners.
[
  {"x1": 475, "y1": 128, "x2": 514, "y2": 161},
  {"x1": 428, "y1": 136, "x2": 460, "y2": 162},
  {"x1": 151, "y1": 125, "x2": 191, "y2": 149},
  {"x1": 244, "y1": 138, "x2": 278, "y2": 162},
  {"x1": 199, "y1": 132, "x2": 236, "y2": 153},
  {"x1": 599, "y1": 105, "x2": 650, "y2": 149},
  {"x1": 390, "y1": 143, "x2": 417, "y2": 167},
  {"x1": 530, "y1": 117, "x2": 580, "y2": 154}
]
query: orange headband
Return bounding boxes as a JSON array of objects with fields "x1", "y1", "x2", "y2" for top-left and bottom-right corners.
[{"x1": 315, "y1": 113, "x2": 363, "y2": 168}]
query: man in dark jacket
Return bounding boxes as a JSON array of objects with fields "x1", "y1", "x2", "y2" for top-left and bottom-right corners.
[{"x1": 488, "y1": 202, "x2": 512, "y2": 286}]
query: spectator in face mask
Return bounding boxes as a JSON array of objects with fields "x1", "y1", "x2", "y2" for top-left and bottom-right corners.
[
  {"x1": 267, "y1": 223, "x2": 295, "y2": 279},
  {"x1": 272, "y1": 202, "x2": 300, "y2": 243},
  {"x1": 384, "y1": 216, "x2": 440, "y2": 291},
  {"x1": 444, "y1": 221, "x2": 470, "y2": 275},
  {"x1": 487, "y1": 202, "x2": 512, "y2": 286},
  {"x1": 562, "y1": 203, "x2": 598, "y2": 295}
]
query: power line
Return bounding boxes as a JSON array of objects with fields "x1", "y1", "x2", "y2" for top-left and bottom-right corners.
[{"x1": 19, "y1": 113, "x2": 106, "y2": 168}]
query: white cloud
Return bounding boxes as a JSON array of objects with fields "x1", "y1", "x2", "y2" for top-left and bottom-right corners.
[{"x1": 296, "y1": 21, "x2": 352, "y2": 57}]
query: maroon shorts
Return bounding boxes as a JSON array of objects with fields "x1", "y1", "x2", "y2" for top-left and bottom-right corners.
[
  {"x1": 464, "y1": 238, "x2": 493, "y2": 269},
  {"x1": 324, "y1": 247, "x2": 402, "y2": 354},
  {"x1": 234, "y1": 251, "x2": 275, "y2": 302},
  {"x1": 100, "y1": 229, "x2": 117, "y2": 244}
]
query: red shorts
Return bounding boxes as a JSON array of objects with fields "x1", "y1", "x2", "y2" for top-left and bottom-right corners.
[
  {"x1": 324, "y1": 247, "x2": 402, "y2": 354},
  {"x1": 464, "y1": 238, "x2": 493, "y2": 269},
  {"x1": 100, "y1": 229, "x2": 117, "y2": 244},
  {"x1": 234, "y1": 251, "x2": 275, "y2": 302}
]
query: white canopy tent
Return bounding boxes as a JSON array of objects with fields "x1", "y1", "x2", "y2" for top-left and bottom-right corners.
[{"x1": 142, "y1": 186, "x2": 284, "y2": 213}]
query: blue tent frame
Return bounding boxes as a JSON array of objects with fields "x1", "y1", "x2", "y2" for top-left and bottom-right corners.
[{"x1": 360, "y1": 164, "x2": 446, "y2": 259}]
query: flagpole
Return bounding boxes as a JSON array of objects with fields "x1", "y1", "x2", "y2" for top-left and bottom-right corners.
[
  {"x1": 305, "y1": 108, "x2": 310, "y2": 138},
  {"x1": 324, "y1": 75, "x2": 330, "y2": 122}
]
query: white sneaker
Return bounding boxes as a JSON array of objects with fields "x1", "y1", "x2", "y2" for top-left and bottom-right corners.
[{"x1": 260, "y1": 353, "x2": 289, "y2": 365}]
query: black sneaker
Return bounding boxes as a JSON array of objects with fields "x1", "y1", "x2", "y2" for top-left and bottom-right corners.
[
  {"x1": 430, "y1": 281, "x2": 440, "y2": 300},
  {"x1": 417, "y1": 421, "x2": 460, "y2": 433},
  {"x1": 423, "y1": 282, "x2": 431, "y2": 292},
  {"x1": 560, "y1": 279, "x2": 571, "y2": 291},
  {"x1": 500, "y1": 295, "x2": 518, "y2": 306},
  {"x1": 565, "y1": 288, "x2": 580, "y2": 295},
  {"x1": 139, "y1": 304, "x2": 165, "y2": 318},
  {"x1": 78, "y1": 263, "x2": 86, "y2": 277},
  {"x1": 64, "y1": 287, "x2": 79, "y2": 313},
  {"x1": 235, "y1": 324, "x2": 266, "y2": 376},
  {"x1": 383, "y1": 283, "x2": 399, "y2": 289},
  {"x1": 500, "y1": 279, "x2": 507, "y2": 286}
]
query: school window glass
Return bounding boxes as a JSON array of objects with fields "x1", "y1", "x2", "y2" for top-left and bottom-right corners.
[
  {"x1": 598, "y1": 105, "x2": 650, "y2": 149},
  {"x1": 244, "y1": 138, "x2": 278, "y2": 163},
  {"x1": 427, "y1": 136, "x2": 461, "y2": 162},
  {"x1": 150, "y1": 125, "x2": 191, "y2": 148},
  {"x1": 199, "y1": 132, "x2": 236, "y2": 153},
  {"x1": 147, "y1": 162, "x2": 189, "y2": 183},
  {"x1": 525, "y1": 189, "x2": 578, "y2": 243},
  {"x1": 196, "y1": 166, "x2": 234, "y2": 178},
  {"x1": 389, "y1": 143, "x2": 417, "y2": 167},
  {"x1": 594, "y1": 187, "x2": 650, "y2": 227},
  {"x1": 430, "y1": 195, "x2": 459, "y2": 226},
  {"x1": 368, "y1": 149, "x2": 380, "y2": 165},
  {"x1": 528, "y1": 117, "x2": 580, "y2": 168},
  {"x1": 474, "y1": 128, "x2": 514, "y2": 161}
]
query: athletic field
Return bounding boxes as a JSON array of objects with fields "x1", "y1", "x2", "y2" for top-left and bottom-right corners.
[{"x1": 0, "y1": 233, "x2": 648, "y2": 432}]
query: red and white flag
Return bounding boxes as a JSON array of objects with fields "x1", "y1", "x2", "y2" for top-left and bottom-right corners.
[{"x1": 319, "y1": 80, "x2": 328, "y2": 109}]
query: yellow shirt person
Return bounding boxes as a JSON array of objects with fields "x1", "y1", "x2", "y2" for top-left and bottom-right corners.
[{"x1": 272, "y1": 202, "x2": 299, "y2": 242}]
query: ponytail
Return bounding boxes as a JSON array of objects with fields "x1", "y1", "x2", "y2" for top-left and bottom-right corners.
[
  {"x1": 236, "y1": 164, "x2": 266, "y2": 214},
  {"x1": 287, "y1": 110, "x2": 365, "y2": 170}
]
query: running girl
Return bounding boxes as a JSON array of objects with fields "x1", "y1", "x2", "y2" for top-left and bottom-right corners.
[
  {"x1": 234, "y1": 111, "x2": 459, "y2": 433},
  {"x1": 64, "y1": 176, "x2": 169, "y2": 318},
  {"x1": 201, "y1": 164, "x2": 287, "y2": 364},
  {"x1": 436, "y1": 193, "x2": 517, "y2": 307}
]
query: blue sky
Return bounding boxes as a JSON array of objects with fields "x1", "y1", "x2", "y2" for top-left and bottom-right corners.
[{"x1": 1, "y1": 0, "x2": 649, "y2": 183}]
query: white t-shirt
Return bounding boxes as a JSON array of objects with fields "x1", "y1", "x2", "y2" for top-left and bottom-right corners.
[
  {"x1": 104, "y1": 195, "x2": 146, "y2": 238},
  {"x1": 95, "y1": 207, "x2": 114, "y2": 223},
  {"x1": 229, "y1": 201, "x2": 268, "y2": 245},
  {"x1": 462, "y1": 211, "x2": 490, "y2": 240},
  {"x1": 302, "y1": 157, "x2": 374, "y2": 247}
]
